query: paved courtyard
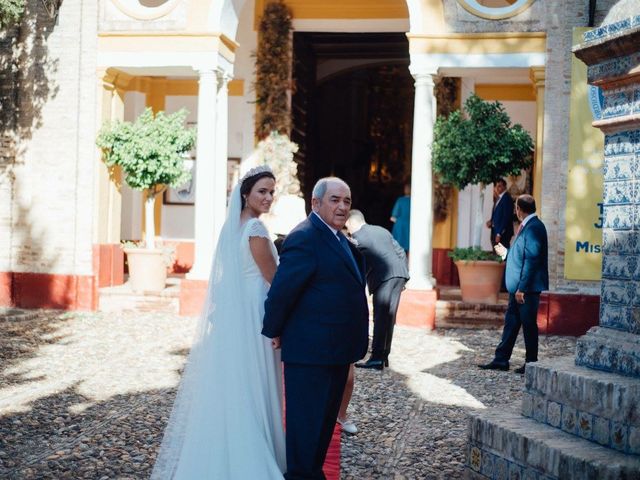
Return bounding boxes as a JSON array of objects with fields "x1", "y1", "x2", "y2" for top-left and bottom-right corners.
[{"x1": 0, "y1": 309, "x2": 577, "y2": 479}]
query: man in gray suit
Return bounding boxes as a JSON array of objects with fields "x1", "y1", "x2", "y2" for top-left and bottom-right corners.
[{"x1": 346, "y1": 210, "x2": 409, "y2": 370}]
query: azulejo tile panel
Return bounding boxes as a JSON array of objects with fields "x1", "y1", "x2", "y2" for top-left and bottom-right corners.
[
  {"x1": 582, "y1": 16, "x2": 639, "y2": 42},
  {"x1": 634, "y1": 89, "x2": 640, "y2": 114},
  {"x1": 602, "y1": 229, "x2": 640, "y2": 255},
  {"x1": 602, "y1": 279, "x2": 635, "y2": 306},
  {"x1": 603, "y1": 155, "x2": 634, "y2": 181},
  {"x1": 604, "y1": 130, "x2": 640, "y2": 158},
  {"x1": 603, "y1": 204, "x2": 634, "y2": 230},
  {"x1": 603, "y1": 89, "x2": 633, "y2": 119},
  {"x1": 599, "y1": 303, "x2": 630, "y2": 331},
  {"x1": 589, "y1": 54, "x2": 638, "y2": 84},
  {"x1": 603, "y1": 180, "x2": 634, "y2": 204},
  {"x1": 602, "y1": 254, "x2": 636, "y2": 279}
]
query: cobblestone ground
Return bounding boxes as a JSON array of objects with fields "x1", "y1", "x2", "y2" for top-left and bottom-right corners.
[{"x1": 0, "y1": 309, "x2": 577, "y2": 479}]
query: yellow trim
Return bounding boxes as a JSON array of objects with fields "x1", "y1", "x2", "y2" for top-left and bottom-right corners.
[
  {"x1": 433, "y1": 188, "x2": 459, "y2": 249},
  {"x1": 529, "y1": 66, "x2": 545, "y2": 215},
  {"x1": 407, "y1": 32, "x2": 546, "y2": 55},
  {"x1": 228, "y1": 79, "x2": 244, "y2": 96},
  {"x1": 98, "y1": 32, "x2": 238, "y2": 63},
  {"x1": 475, "y1": 84, "x2": 536, "y2": 102},
  {"x1": 255, "y1": 0, "x2": 408, "y2": 24},
  {"x1": 96, "y1": 69, "x2": 124, "y2": 244},
  {"x1": 456, "y1": 0, "x2": 535, "y2": 20}
]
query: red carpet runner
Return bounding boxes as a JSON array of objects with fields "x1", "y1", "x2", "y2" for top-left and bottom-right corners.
[{"x1": 323, "y1": 424, "x2": 341, "y2": 480}]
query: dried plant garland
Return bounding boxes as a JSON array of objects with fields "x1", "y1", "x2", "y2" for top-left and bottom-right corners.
[
  {"x1": 254, "y1": 1, "x2": 293, "y2": 140},
  {"x1": 433, "y1": 77, "x2": 461, "y2": 222}
]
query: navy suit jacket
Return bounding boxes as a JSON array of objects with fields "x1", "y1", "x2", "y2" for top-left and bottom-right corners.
[
  {"x1": 262, "y1": 213, "x2": 369, "y2": 365},
  {"x1": 505, "y1": 216, "x2": 549, "y2": 294},
  {"x1": 491, "y1": 193, "x2": 515, "y2": 245}
]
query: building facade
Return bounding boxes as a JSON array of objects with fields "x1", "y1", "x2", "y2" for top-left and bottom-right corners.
[{"x1": 0, "y1": 0, "x2": 619, "y2": 325}]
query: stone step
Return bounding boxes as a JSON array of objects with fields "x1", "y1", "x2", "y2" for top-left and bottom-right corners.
[
  {"x1": 576, "y1": 326, "x2": 640, "y2": 378},
  {"x1": 521, "y1": 356, "x2": 640, "y2": 454},
  {"x1": 435, "y1": 299, "x2": 506, "y2": 329},
  {"x1": 98, "y1": 279, "x2": 180, "y2": 314},
  {"x1": 467, "y1": 408, "x2": 640, "y2": 479},
  {"x1": 0, "y1": 308, "x2": 44, "y2": 321}
]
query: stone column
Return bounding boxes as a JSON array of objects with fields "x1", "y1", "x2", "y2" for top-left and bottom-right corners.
[
  {"x1": 573, "y1": 23, "x2": 640, "y2": 378},
  {"x1": 189, "y1": 69, "x2": 218, "y2": 280},
  {"x1": 530, "y1": 66, "x2": 545, "y2": 213},
  {"x1": 213, "y1": 73, "x2": 230, "y2": 249},
  {"x1": 407, "y1": 73, "x2": 436, "y2": 290},
  {"x1": 96, "y1": 69, "x2": 124, "y2": 245}
]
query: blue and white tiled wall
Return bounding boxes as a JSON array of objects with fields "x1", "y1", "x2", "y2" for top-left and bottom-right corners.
[{"x1": 600, "y1": 124, "x2": 640, "y2": 334}]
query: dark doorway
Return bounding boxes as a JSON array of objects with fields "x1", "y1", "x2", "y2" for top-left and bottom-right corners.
[{"x1": 292, "y1": 32, "x2": 413, "y2": 230}]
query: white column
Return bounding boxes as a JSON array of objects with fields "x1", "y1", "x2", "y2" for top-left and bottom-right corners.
[
  {"x1": 189, "y1": 69, "x2": 219, "y2": 279},
  {"x1": 213, "y1": 73, "x2": 230, "y2": 247},
  {"x1": 407, "y1": 73, "x2": 436, "y2": 290}
]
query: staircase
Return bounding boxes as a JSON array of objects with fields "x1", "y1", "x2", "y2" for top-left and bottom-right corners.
[
  {"x1": 468, "y1": 356, "x2": 640, "y2": 478},
  {"x1": 436, "y1": 287, "x2": 507, "y2": 329},
  {"x1": 98, "y1": 276, "x2": 181, "y2": 314}
]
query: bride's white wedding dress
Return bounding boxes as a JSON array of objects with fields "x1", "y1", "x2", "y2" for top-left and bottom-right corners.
[{"x1": 151, "y1": 185, "x2": 286, "y2": 479}]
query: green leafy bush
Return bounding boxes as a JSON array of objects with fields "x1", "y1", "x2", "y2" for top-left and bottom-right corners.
[
  {"x1": 433, "y1": 94, "x2": 533, "y2": 190},
  {"x1": 96, "y1": 108, "x2": 196, "y2": 249},
  {"x1": 448, "y1": 247, "x2": 502, "y2": 263},
  {"x1": 0, "y1": 0, "x2": 25, "y2": 28}
]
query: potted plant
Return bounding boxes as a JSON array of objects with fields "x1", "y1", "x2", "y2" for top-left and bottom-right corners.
[
  {"x1": 433, "y1": 94, "x2": 533, "y2": 303},
  {"x1": 97, "y1": 108, "x2": 196, "y2": 292}
]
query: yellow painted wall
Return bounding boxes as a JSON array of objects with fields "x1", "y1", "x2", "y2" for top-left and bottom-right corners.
[
  {"x1": 475, "y1": 84, "x2": 536, "y2": 102},
  {"x1": 408, "y1": 32, "x2": 546, "y2": 55},
  {"x1": 433, "y1": 189, "x2": 458, "y2": 249},
  {"x1": 256, "y1": 0, "x2": 408, "y2": 20}
]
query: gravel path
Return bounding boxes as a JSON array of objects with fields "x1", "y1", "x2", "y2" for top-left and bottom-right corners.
[{"x1": 0, "y1": 309, "x2": 576, "y2": 479}]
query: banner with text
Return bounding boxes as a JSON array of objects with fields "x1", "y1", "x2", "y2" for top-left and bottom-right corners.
[{"x1": 564, "y1": 28, "x2": 604, "y2": 281}]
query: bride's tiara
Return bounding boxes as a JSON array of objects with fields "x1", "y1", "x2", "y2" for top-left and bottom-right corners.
[{"x1": 240, "y1": 164, "x2": 273, "y2": 184}]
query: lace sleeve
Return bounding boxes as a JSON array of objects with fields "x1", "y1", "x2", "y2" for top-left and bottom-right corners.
[{"x1": 246, "y1": 219, "x2": 270, "y2": 239}]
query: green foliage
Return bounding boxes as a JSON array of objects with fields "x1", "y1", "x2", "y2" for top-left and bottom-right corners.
[
  {"x1": 0, "y1": 0, "x2": 25, "y2": 28},
  {"x1": 254, "y1": 1, "x2": 292, "y2": 139},
  {"x1": 448, "y1": 246, "x2": 502, "y2": 262},
  {"x1": 96, "y1": 108, "x2": 196, "y2": 195},
  {"x1": 433, "y1": 94, "x2": 534, "y2": 190}
]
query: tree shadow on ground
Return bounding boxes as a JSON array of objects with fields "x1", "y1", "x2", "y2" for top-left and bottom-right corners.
[
  {"x1": 0, "y1": 311, "x2": 72, "y2": 387},
  {"x1": 0, "y1": 384, "x2": 178, "y2": 479}
]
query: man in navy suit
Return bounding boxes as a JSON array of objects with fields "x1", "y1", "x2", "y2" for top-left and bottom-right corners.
[
  {"x1": 262, "y1": 177, "x2": 369, "y2": 480},
  {"x1": 486, "y1": 178, "x2": 515, "y2": 247},
  {"x1": 479, "y1": 194, "x2": 548, "y2": 374}
]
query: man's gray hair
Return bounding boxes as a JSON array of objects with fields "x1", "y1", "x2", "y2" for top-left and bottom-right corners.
[
  {"x1": 311, "y1": 177, "x2": 349, "y2": 202},
  {"x1": 348, "y1": 209, "x2": 366, "y2": 224}
]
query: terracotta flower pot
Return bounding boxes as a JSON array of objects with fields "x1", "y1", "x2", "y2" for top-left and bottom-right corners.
[
  {"x1": 124, "y1": 248, "x2": 167, "y2": 293},
  {"x1": 454, "y1": 260, "x2": 505, "y2": 304}
]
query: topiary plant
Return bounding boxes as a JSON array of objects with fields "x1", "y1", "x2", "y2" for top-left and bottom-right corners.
[
  {"x1": 0, "y1": 0, "x2": 25, "y2": 28},
  {"x1": 96, "y1": 108, "x2": 196, "y2": 249},
  {"x1": 433, "y1": 93, "x2": 533, "y2": 248}
]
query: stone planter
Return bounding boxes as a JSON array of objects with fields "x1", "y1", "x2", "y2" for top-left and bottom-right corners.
[
  {"x1": 454, "y1": 260, "x2": 505, "y2": 304},
  {"x1": 124, "y1": 248, "x2": 167, "y2": 293}
]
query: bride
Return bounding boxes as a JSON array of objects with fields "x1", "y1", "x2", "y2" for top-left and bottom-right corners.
[{"x1": 151, "y1": 165, "x2": 286, "y2": 479}]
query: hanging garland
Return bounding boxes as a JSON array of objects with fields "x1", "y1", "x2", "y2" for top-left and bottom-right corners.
[
  {"x1": 254, "y1": 1, "x2": 293, "y2": 140},
  {"x1": 433, "y1": 77, "x2": 461, "y2": 222}
]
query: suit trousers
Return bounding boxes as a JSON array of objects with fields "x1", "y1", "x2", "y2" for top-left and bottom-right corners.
[
  {"x1": 283, "y1": 363, "x2": 350, "y2": 480},
  {"x1": 371, "y1": 277, "x2": 406, "y2": 360},
  {"x1": 493, "y1": 292, "x2": 540, "y2": 365}
]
